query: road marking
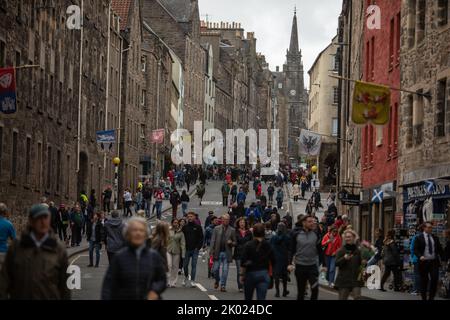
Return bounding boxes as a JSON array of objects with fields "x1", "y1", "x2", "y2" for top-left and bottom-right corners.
[
  {"x1": 196, "y1": 283, "x2": 208, "y2": 292},
  {"x1": 70, "y1": 254, "x2": 88, "y2": 265},
  {"x1": 208, "y1": 295, "x2": 219, "y2": 300}
]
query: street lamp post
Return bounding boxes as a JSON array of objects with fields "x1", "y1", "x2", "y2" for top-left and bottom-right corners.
[
  {"x1": 113, "y1": 157, "x2": 121, "y2": 210},
  {"x1": 311, "y1": 165, "x2": 318, "y2": 191}
]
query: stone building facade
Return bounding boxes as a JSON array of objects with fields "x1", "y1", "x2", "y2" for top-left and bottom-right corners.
[
  {"x1": 308, "y1": 36, "x2": 339, "y2": 191},
  {"x1": 398, "y1": 0, "x2": 450, "y2": 229},
  {"x1": 0, "y1": 0, "x2": 115, "y2": 230},
  {"x1": 112, "y1": 0, "x2": 147, "y2": 197},
  {"x1": 337, "y1": 0, "x2": 365, "y2": 235}
]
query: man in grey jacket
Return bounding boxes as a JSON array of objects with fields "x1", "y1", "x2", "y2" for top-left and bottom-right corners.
[
  {"x1": 210, "y1": 214, "x2": 236, "y2": 291},
  {"x1": 104, "y1": 211, "x2": 125, "y2": 263},
  {"x1": 288, "y1": 215, "x2": 322, "y2": 300}
]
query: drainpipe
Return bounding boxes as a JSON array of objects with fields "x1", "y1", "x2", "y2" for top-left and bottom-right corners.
[{"x1": 76, "y1": 0, "x2": 84, "y2": 173}]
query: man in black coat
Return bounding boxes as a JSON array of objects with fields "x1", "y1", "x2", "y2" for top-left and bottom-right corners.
[
  {"x1": 182, "y1": 212, "x2": 204, "y2": 287},
  {"x1": 414, "y1": 222, "x2": 444, "y2": 301}
]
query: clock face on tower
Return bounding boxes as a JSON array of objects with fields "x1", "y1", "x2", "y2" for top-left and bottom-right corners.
[{"x1": 290, "y1": 90, "x2": 296, "y2": 96}]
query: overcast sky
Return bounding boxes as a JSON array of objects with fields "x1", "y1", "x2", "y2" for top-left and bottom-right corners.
[{"x1": 199, "y1": 0, "x2": 342, "y2": 87}]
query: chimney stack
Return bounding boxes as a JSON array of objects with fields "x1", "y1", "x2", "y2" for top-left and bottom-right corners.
[{"x1": 276, "y1": 66, "x2": 279, "y2": 72}]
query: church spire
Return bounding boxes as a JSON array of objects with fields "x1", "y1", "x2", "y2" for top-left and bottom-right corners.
[{"x1": 289, "y1": 9, "x2": 299, "y2": 53}]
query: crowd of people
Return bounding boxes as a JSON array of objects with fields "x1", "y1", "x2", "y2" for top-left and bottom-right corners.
[{"x1": 0, "y1": 165, "x2": 449, "y2": 301}]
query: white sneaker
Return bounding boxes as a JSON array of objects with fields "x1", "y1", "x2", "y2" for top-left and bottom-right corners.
[
  {"x1": 190, "y1": 281, "x2": 197, "y2": 288},
  {"x1": 182, "y1": 277, "x2": 187, "y2": 287}
]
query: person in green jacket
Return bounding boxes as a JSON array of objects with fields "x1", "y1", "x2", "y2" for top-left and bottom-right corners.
[
  {"x1": 335, "y1": 229, "x2": 365, "y2": 300},
  {"x1": 167, "y1": 219, "x2": 186, "y2": 287}
]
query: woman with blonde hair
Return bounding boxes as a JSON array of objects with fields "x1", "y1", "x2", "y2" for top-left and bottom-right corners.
[
  {"x1": 335, "y1": 229, "x2": 364, "y2": 300},
  {"x1": 150, "y1": 221, "x2": 170, "y2": 272}
]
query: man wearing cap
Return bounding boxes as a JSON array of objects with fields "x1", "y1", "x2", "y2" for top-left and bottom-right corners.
[{"x1": 0, "y1": 204, "x2": 70, "y2": 300}]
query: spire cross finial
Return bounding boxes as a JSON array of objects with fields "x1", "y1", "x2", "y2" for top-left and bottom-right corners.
[{"x1": 294, "y1": 6, "x2": 297, "y2": 15}]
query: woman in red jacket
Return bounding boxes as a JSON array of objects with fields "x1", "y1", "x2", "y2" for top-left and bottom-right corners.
[{"x1": 321, "y1": 226, "x2": 342, "y2": 288}]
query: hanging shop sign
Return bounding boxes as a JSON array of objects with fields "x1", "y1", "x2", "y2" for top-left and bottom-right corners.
[{"x1": 403, "y1": 181, "x2": 450, "y2": 202}]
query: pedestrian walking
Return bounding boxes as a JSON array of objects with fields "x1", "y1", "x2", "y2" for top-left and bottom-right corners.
[
  {"x1": 102, "y1": 186, "x2": 112, "y2": 213},
  {"x1": 123, "y1": 189, "x2": 133, "y2": 217},
  {"x1": 230, "y1": 183, "x2": 238, "y2": 204},
  {"x1": 409, "y1": 224, "x2": 424, "y2": 295},
  {"x1": 182, "y1": 212, "x2": 204, "y2": 287},
  {"x1": 380, "y1": 230, "x2": 402, "y2": 292},
  {"x1": 178, "y1": 190, "x2": 189, "y2": 216},
  {"x1": 240, "y1": 223, "x2": 275, "y2": 301},
  {"x1": 335, "y1": 229, "x2": 364, "y2": 300},
  {"x1": 321, "y1": 226, "x2": 342, "y2": 288},
  {"x1": 70, "y1": 204, "x2": 83, "y2": 247},
  {"x1": 196, "y1": 183, "x2": 206, "y2": 206},
  {"x1": 168, "y1": 219, "x2": 186, "y2": 287},
  {"x1": 87, "y1": 212, "x2": 106, "y2": 268},
  {"x1": 0, "y1": 204, "x2": 70, "y2": 300},
  {"x1": 153, "y1": 188, "x2": 164, "y2": 220},
  {"x1": 104, "y1": 210, "x2": 125, "y2": 263},
  {"x1": 414, "y1": 222, "x2": 444, "y2": 300},
  {"x1": 267, "y1": 183, "x2": 275, "y2": 203},
  {"x1": 0, "y1": 203, "x2": 16, "y2": 271},
  {"x1": 49, "y1": 202, "x2": 59, "y2": 236},
  {"x1": 270, "y1": 222, "x2": 291, "y2": 297},
  {"x1": 289, "y1": 215, "x2": 322, "y2": 300},
  {"x1": 170, "y1": 188, "x2": 181, "y2": 219},
  {"x1": 245, "y1": 203, "x2": 262, "y2": 226},
  {"x1": 292, "y1": 183, "x2": 300, "y2": 202},
  {"x1": 58, "y1": 204, "x2": 70, "y2": 244},
  {"x1": 149, "y1": 221, "x2": 170, "y2": 272},
  {"x1": 210, "y1": 214, "x2": 236, "y2": 292},
  {"x1": 368, "y1": 228, "x2": 384, "y2": 266},
  {"x1": 276, "y1": 188, "x2": 284, "y2": 210},
  {"x1": 234, "y1": 217, "x2": 253, "y2": 292},
  {"x1": 142, "y1": 183, "x2": 153, "y2": 217},
  {"x1": 135, "y1": 187, "x2": 143, "y2": 213},
  {"x1": 221, "y1": 181, "x2": 230, "y2": 207},
  {"x1": 101, "y1": 217, "x2": 167, "y2": 300},
  {"x1": 300, "y1": 178, "x2": 308, "y2": 200},
  {"x1": 204, "y1": 216, "x2": 219, "y2": 278}
]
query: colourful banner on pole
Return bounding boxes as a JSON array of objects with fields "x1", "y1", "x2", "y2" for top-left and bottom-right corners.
[
  {"x1": 96, "y1": 130, "x2": 116, "y2": 153},
  {"x1": 0, "y1": 68, "x2": 17, "y2": 114},
  {"x1": 352, "y1": 81, "x2": 390, "y2": 125},
  {"x1": 151, "y1": 129, "x2": 165, "y2": 144}
]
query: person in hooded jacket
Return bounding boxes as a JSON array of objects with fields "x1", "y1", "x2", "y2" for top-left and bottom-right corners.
[
  {"x1": 270, "y1": 222, "x2": 291, "y2": 297},
  {"x1": 104, "y1": 210, "x2": 125, "y2": 263},
  {"x1": 380, "y1": 229, "x2": 402, "y2": 292}
]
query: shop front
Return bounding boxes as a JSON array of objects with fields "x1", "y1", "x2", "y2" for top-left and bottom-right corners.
[{"x1": 402, "y1": 179, "x2": 450, "y2": 243}]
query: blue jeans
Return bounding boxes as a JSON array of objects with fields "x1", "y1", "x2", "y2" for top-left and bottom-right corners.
[
  {"x1": 213, "y1": 252, "x2": 229, "y2": 288},
  {"x1": 154, "y1": 201, "x2": 163, "y2": 219},
  {"x1": 325, "y1": 255, "x2": 336, "y2": 284},
  {"x1": 184, "y1": 249, "x2": 199, "y2": 281},
  {"x1": 89, "y1": 241, "x2": 101, "y2": 266},
  {"x1": 181, "y1": 202, "x2": 188, "y2": 216},
  {"x1": 244, "y1": 270, "x2": 270, "y2": 300},
  {"x1": 235, "y1": 259, "x2": 243, "y2": 289},
  {"x1": 144, "y1": 199, "x2": 152, "y2": 217}
]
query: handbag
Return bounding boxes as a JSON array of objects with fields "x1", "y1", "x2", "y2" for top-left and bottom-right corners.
[{"x1": 268, "y1": 262, "x2": 274, "y2": 289}]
